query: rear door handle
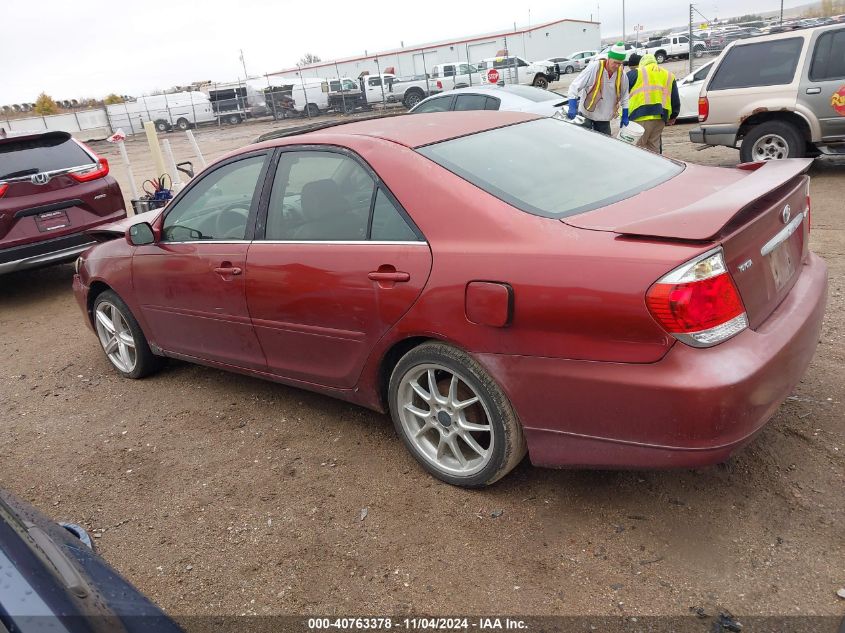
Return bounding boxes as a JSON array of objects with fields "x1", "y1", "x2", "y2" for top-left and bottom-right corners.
[
  {"x1": 806, "y1": 87, "x2": 821, "y2": 94},
  {"x1": 214, "y1": 266, "x2": 242, "y2": 276},
  {"x1": 368, "y1": 271, "x2": 410, "y2": 282}
]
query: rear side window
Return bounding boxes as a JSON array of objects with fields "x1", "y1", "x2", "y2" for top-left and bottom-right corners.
[
  {"x1": 418, "y1": 118, "x2": 682, "y2": 219},
  {"x1": 709, "y1": 38, "x2": 803, "y2": 90},
  {"x1": 485, "y1": 97, "x2": 500, "y2": 110},
  {"x1": 810, "y1": 29, "x2": 845, "y2": 81},
  {"x1": 454, "y1": 94, "x2": 490, "y2": 111},
  {"x1": 370, "y1": 189, "x2": 418, "y2": 241},
  {"x1": 0, "y1": 133, "x2": 93, "y2": 179}
]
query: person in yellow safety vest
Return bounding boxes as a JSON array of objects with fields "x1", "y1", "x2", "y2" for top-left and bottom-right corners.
[
  {"x1": 626, "y1": 53, "x2": 681, "y2": 153},
  {"x1": 566, "y1": 42, "x2": 630, "y2": 135}
]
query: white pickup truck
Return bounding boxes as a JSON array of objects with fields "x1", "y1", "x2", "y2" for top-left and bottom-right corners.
[
  {"x1": 474, "y1": 56, "x2": 556, "y2": 89},
  {"x1": 638, "y1": 34, "x2": 705, "y2": 63}
]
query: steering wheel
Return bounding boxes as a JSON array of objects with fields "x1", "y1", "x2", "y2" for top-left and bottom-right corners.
[{"x1": 214, "y1": 207, "x2": 250, "y2": 239}]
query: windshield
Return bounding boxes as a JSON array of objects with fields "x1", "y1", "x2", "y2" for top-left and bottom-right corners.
[{"x1": 417, "y1": 119, "x2": 683, "y2": 219}]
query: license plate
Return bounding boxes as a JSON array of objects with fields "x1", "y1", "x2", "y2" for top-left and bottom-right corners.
[
  {"x1": 35, "y1": 210, "x2": 70, "y2": 233},
  {"x1": 768, "y1": 239, "x2": 797, "y2": 291}
]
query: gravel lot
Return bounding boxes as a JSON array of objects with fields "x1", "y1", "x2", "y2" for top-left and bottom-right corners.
[{"x1": 0, "y1": 86, "x2": 843, "y2": 620}]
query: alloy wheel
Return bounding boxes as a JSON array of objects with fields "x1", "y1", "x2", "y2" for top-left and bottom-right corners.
[
  {"x1": 751, "y1": 133, "x2": 789, "y2": 160},
  {"x1": 94, "y1": 302, "x2": 137, "y2": 373},
  {"x1": 396, "y1": 363, "x2": 493, "y2": 477}
]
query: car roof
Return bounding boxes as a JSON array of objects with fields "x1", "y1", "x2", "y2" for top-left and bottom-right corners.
[
  {"x1": 253, "y1": 111, "x2": 539, "y2": 150},
  {"x1": 727, "y1": 21, "x2": 839, "y2": 45}
]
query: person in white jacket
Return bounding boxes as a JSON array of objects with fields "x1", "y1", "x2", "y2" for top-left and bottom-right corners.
[{"x1": 566, "y1": 42, "x2": 630, "y2": 135}]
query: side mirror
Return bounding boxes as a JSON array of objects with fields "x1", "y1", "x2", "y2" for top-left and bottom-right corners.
[{"x1": 128, "y1": 222, "x2": 156, "y2": 246}]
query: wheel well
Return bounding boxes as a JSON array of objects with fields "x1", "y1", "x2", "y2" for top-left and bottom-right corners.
[
  {"x1": 737, "y1": 111, "x2": 811, "y2": 143},
  {"x1": 86, "y1": 281, "x2": 112, "y2": 325},
  {"x1": 377, "y1": 336, "x2": 433, "y2": 409},
  {"x1": 656, "y1": 49, "x2": 667, "y2": 57}
]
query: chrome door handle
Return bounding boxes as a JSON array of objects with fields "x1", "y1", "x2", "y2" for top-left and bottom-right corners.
[
  {"x1": 806, "y1": 87, "x2": 821, "y2": 94},
  {"x1": 368, "y1": 271, "x2": 410, "y2": 282},
  {"x1": 214, "y1": 266, "x2": 242, "y2": 276}
]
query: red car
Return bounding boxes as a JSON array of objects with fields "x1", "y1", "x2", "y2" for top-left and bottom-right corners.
[
  {"x1": 72, "y1": 112, "x2": 827, "y2": 487},
  {"x1": 0, "y1": 131, "x2": 125, "y2": 274}
]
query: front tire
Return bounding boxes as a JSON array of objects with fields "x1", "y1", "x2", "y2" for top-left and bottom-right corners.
[
  {"x1": 564, "y1": 65, "x2": 574, "y2": 74},
  {"x1": 655, "y1": 51, "x2": 667, "y2": 63},
  {"x1": 388, "y1": 342, "x2": 526, "y2": 487},
  {"x1": 176, "y1": 117, "x2": 190, "y2": 131},
  {"x1": 154, "y1": 119, "x2": 170, "y2": 133},
  {"x1": 92, "y1": 291, "x2": 163, "y2": 379},
  {"x1": 227, "y1": 113, "x2": 242, "y2": 125},
  {"x1": 740, "y1": 120, "x2": 805, "y2": 162},
  {"x1": 533, "y1": 75, "x2": 549, "y2": 89}
]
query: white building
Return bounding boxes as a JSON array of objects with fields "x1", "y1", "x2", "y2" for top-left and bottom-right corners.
[{"x1": 268, "y1": 18, "x2": 600, "y2": 82}]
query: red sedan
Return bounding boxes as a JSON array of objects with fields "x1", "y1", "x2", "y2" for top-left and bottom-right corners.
[{"x1": 72, "y1": 112, "x2": 827, "y2": 487}]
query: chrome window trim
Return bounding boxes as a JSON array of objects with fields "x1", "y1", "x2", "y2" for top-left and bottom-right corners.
[
  {"x1": 760, "y1": 210, "x2": 807, "y2": 257},
  {"x1": 159, "y1": 240, "x2": 428, "y2": 246}
]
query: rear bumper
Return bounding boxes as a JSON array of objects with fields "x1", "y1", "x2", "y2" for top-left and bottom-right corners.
[
  {"x1": 0, "y1": 232, "x2": 95, "y2": 275},
  {"x1": 478, "y1": 252, "x2": 828, "y2": 469},
  {"x1": 690, "y1": 124, "x2": 739, "y2": 148}
]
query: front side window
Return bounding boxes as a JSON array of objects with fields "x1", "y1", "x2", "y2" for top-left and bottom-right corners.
[
  {"x1": 709, "y1": 38, "x2": 803, "y2": 89},
  {"x1": 265, "y1": 151, "x2": 373, "y2": 241},
  {"x1": 162, "y1": 155, "x2": 265, "y2": 241},
  {"x1": 412, "y1": 96, "x2": 453, "y2": 113},
  {"x1": 418, "y1": 118, "x2": 682, "y2": 219},
  {"x1": 810, "y1": 29, "x2": 845, "y2": 81}
]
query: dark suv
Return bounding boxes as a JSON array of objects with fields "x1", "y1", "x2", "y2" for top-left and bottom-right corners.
[{"x1": 0, "y1": 131, "x2": 126, "y2": 274}]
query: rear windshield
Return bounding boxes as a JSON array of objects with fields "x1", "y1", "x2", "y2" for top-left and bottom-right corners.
[
  {"x1": 0, "y1": 134, "x2": 93, "y2": 179},
  {"x1": 417, "y1": 118, "x2": 683, "y2": 219},
  {"x1": 708, "y1": 37, "x2": 803, "y2": 90},
  {"x1": 500, "y1": 85, "x2": 565, "y2": 102}
]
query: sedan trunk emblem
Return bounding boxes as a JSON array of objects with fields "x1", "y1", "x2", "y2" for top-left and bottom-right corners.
[
  {"x1": 31, "y1": 172, "x2": 51, "y2": 185},
  {"x1": 781, "y1": 204, "x2": 791, "y2": 224}
]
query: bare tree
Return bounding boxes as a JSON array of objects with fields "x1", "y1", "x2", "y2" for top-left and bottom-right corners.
[{"x1": 299, "y1": 53, "x2": 322, "y2": 66}]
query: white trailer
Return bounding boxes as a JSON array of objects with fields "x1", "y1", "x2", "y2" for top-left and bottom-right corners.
[{"x1": 106, "y1": 92, "x2": 216, "y2": 134}]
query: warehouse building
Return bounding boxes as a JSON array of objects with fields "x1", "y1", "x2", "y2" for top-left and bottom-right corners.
[{"x1": 269, "y1": 18, "x2": 601, "y2": 82}]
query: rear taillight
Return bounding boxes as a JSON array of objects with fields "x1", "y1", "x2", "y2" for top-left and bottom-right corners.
[
  {"x1": 0, "y1": 183, "x2": 7, "y2": 198},
  {"x1": 646, "y1": 248, "x2": 748, "y2": 348},
  {"x1": 436, "y1": 80, "x2": 443, "y2": 89},
  {"x1": 698, "y1": 96, "x2": 709, "y2": 122},
  {"x1": 69, "y1": 158, "x2": 109, "y2": 183}
]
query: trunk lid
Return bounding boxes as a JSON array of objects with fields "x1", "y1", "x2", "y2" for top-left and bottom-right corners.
[{"x1": 563, "y1": 159, "x2": 812, "y2": 329}]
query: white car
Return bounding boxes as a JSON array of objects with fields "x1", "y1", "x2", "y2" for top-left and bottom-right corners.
[
  {"x1": 409, "y1": 85, "x2": 567, "y2": 117},
  {"x1": 592, "y1": 43, "x2": 641, "y2": 62},
  {"x1": 676, "y1": 60, "x2": 714, "y2": 120},
  {"x1": 566, "y1": 50, "x2": 598, "y2": 69}
]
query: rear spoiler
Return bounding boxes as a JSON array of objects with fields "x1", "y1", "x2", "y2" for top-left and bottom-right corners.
[
  {"x1": 0, "y1": 131, "x2": 72, "y2": 146},
  {"x1": 613, "y1": 159, "x2": 813, "y2": 241}
]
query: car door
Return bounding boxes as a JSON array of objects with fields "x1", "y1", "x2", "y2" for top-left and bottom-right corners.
[
  {"x1": 132, "y1": 152, "x2": 270, "y2": 370},
  {"x1": 453, "y1": 93, "x2": 492, "y2": 112},
  {"x1": 411, "y1": 94, "x2": 455, "y2": 113},
  {"x1": 245, "y1": 147, "x2": 432, "y2": 388},
  {"x1": 799, "y1": 27, "x2": 845, "y2": 142}
]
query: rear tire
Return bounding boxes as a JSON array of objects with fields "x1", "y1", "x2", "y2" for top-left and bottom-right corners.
[
  {"x1": 564, "y1": 65, "x2": 574, "y2": 74},
  {"x1": 92, "y1": 290, "x2": 163, "y2": 379},
  {"x1": 740, "y1": 120, "x2": 805, "y2": 162},
  {"x1": 403, "y1": 90, "x2": 423, "y2": 109},
  {"x1": 532, "y1": 75, "x2": 549, "y2": 89},
  {"x1": 388, "y1": 342, "x2": 526, "y2": 487},
  {"x1": 305, "y1": 103, "x2": 320, "y2": 117},
  {"x1": 227, "y1": 113, "x2": 242, "y2": 125}
]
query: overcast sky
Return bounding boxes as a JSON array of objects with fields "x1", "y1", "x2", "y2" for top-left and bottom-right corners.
[{"x1": 1, "y1": 0, "x2": 810, "y2": 104}]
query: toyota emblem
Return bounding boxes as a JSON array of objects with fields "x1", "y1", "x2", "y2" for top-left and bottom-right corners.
[
  {"x1": 781, "y1": 204, "x2": 791, "y2": 224},
  {"x1": 31, "y1": 172, "x2": 51, "y2": 185}
]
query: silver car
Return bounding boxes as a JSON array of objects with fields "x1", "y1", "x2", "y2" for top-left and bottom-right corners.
[{"x1": 409, "y1": 85, "x2": 568, "y2": 117}]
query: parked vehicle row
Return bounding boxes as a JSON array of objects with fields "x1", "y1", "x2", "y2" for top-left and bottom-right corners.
[{"x1": 691, "y1": 23, "x2": 845, "y2": 161}]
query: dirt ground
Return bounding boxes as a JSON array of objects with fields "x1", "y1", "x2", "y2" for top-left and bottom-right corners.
[{"x1": 0, "y1": 90, "x2": 843, "y2": 621}]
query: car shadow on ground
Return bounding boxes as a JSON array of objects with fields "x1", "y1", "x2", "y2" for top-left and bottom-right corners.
[{"x1": 0, "y1": 264, "x2": 76, "y2": 309}]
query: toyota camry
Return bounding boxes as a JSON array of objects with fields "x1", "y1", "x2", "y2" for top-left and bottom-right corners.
[{"x1": 72, "y1": 112, "x2": 828, "y2": 487}]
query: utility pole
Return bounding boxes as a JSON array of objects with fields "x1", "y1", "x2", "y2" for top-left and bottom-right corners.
[
  {"x1": 239, "y1": 49, "x2": 248, "y2": 80},
  {"x1": 780, "y1": 0, "x2": 784, "y2": 24},
  {"x1": 622, "y1": 0, "x2": 626, "y2": 42},
  {"x1": 689, "y1": 4, "x2": 694, "y2": 74}
]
